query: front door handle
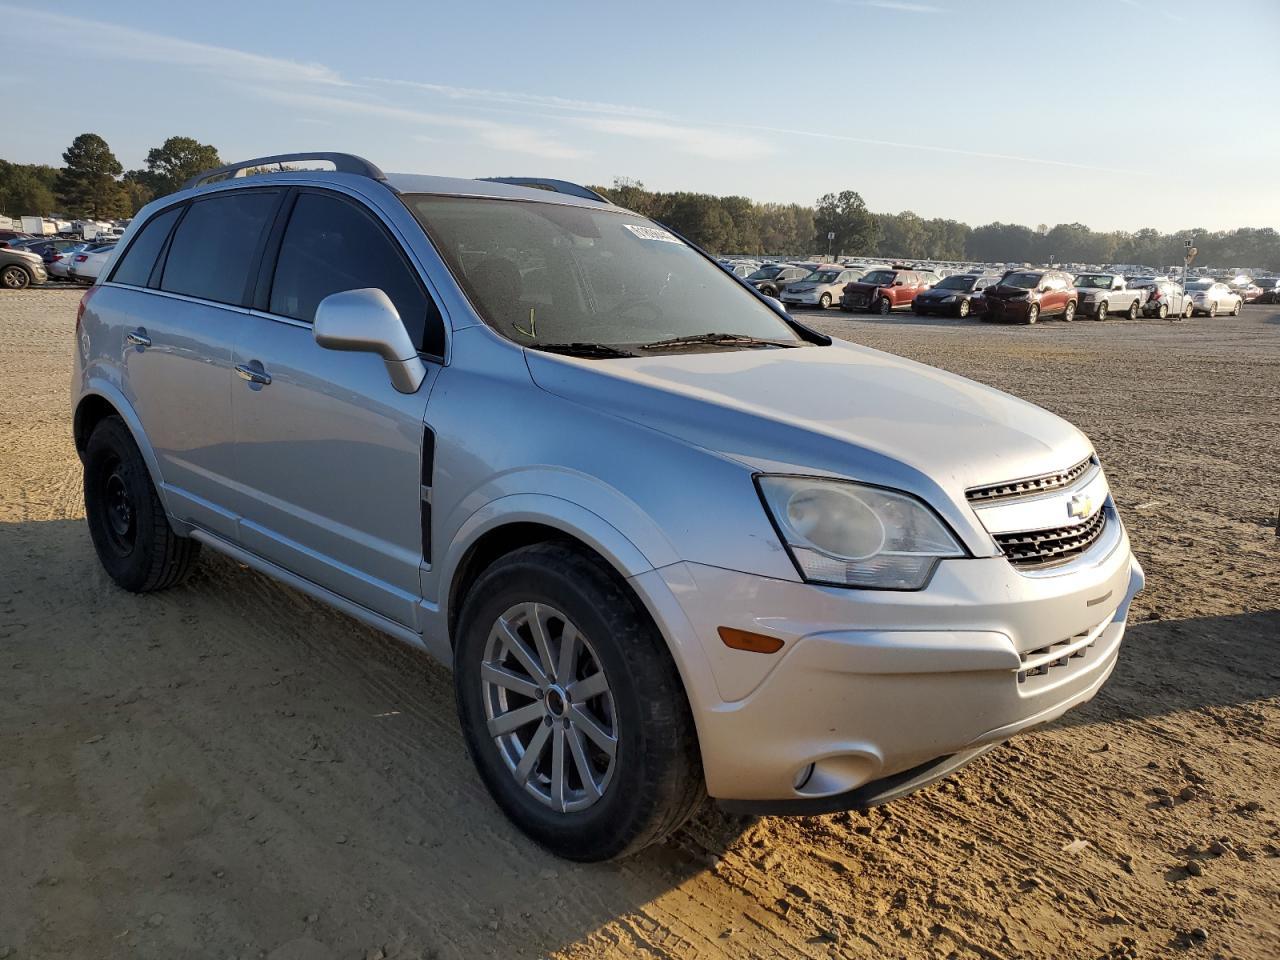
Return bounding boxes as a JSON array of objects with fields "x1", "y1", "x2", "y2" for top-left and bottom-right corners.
[
  {"x1": 125, "y1": 329, "x2": 151, "y2": 348},
  {"x1": 235, "y1": 363, "x2": 272, "y2": 386}
]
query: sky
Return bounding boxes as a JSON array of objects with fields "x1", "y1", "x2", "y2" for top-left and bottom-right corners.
[{"x1": 3, "y1": 0, "x2": 1278, "y2": 232}]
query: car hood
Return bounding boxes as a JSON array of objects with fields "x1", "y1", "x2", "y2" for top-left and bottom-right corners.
[
  {"x1": 985, "y1": 283, "x2": 1035, "y2": 300},
  {"x1": 525, "y1": 340, "x2": 1091, "y2": 519}
]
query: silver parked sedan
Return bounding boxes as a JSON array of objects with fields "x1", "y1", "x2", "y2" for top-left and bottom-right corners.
[
  {"x1": 1184, "y1": 279, "x2": 1243, "y2": 317},
  {"x1": 780, "y1": 267, "x2": 864, "y2": 309}
]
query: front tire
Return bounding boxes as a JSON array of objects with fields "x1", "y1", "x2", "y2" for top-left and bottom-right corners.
[
  {"x1": 1095, "y1": 301, "x2": 1108, "y2": 321},
  {"x1": 957, "y1": 298, "x2": 970, "y2": 318},
  {"x1": 1208, "y1": 302, "x2": 1218, "y2": 318},
  {"x1": 818, "y1": 292, "x2": 832, "y2": 309},
  {"x1": 454, "y1": 543, "x2": 703, "y2": 861},
  {"x1": 1025, "y1": 304, "x2": 1040, "y2": 324},
  {"x1": 1, "y1": 264, "x2": 32, "y2": 289},
  {"x1": 83, "y1": 416, "x2": 201, "y2": 592},
  {"x1": 877, "y1": 296, "x2": 892, "y2": 316}
]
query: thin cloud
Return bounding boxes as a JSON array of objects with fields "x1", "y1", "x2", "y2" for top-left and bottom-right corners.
[
  {"x1": 570, "y1": 117, "x2": 773, "y2": 160},
  {"x1": 729, "y1": 122, "x2": 1146, "y2": 176},
  {"x1": 366, "y1": 78, "x2": 666, "y2": 119},
  {"x1": 3, "y1": 7, "x2": 349, "y2": 87},
  {"x1": 252, "y1": 87, "x2": 586, "y2": 160}
]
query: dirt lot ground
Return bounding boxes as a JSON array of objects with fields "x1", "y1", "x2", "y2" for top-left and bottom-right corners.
[{"x1": 2, "y1": 287, "x2": 1277, "y2": 960}]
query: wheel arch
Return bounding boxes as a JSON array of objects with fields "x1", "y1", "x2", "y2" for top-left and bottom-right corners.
[{"x1": 73, "y1": 385, "x2": 169, "y2": 511}]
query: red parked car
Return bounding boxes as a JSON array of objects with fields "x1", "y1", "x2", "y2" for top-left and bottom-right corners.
[
  {"x1": 982, "y1": 270, "x2": 1078, "y2": 324},
  {"x1": 840, "y1": 268, "x2": 934, "y2": 315}
]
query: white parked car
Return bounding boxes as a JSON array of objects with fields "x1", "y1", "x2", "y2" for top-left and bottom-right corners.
[
  {"x1": 780, "y1": 266, "x2": 864, "y2": 309},
  {"x1": 68, "y1": 243, "x2": 118, "y2": 284},
  {"x1": 1184, "y1": 279, "x2": 1243, "y2": 317},
  {"x1": 48, "y1": 243, "x2": 91, "y2": 280}
]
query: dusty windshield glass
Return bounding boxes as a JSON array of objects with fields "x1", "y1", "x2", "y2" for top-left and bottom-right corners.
[
  {"x1": 1003, "y1": 272, "x2": 1041, "y2": 289},
  {"x1": 861, "y1": 270, "x2": 896, "y2": 285},
  {"x1": 935, "y1": 275, "x2": 976, "y2": 291},
  {"x1": 407, "y1": 196, "x2": 800, "y2": 351}
]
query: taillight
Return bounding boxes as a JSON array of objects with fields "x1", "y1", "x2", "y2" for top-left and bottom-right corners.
[
  {"x1": 1151, "y1": 289, "x2": 1161, "y2": 300},
  {"x1": 74, "y1": 254, "x2": 88, "y2": 262},
  {"x1": 76, "y1": 285, "x2": 99, "y2": 331},
  {"x1": 52, "y1": 254, "x2": 63, "y2": 262}
]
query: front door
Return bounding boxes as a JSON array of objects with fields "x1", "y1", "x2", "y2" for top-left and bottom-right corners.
[{"x1": 229, "y1": 189, "x2": 447, "y2": 627}]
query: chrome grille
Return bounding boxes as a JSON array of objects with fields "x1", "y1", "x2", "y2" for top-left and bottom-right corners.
[
  {"x1": 966, "y1": 456, "x2": 1095, "y2": 504},
  {"x1": 993, "y1": 509, "x2": 1107, "y2": 568}
]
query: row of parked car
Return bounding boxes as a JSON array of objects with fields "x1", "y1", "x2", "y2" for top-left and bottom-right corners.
[
  {"x1": 720, "y1": 259, "x2": 1259, "y2": 323},
  {"x1": 0, "y1": 234, "x2": 118, "y2": 289}
]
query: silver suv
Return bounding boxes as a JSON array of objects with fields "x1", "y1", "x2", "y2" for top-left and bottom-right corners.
[{"x1": 73, "y1": 153, "x2": 1144, "y2": 861}]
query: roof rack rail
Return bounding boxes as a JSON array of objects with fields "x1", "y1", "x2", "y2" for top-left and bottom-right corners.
[
  {"x1": 477, "y1": 177, "x2": 610, "y2": 204},
  {"x1": 183, "y1": 153, "x2": 387, "y2": 191}
]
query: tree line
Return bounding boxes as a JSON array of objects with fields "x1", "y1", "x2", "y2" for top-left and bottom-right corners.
[
  {"x1": 1, "y1": 133, "x2": 220, "y2": 222},
  {"x1": 3, "y1": 134, "x2": 1277, "y2": 269}
]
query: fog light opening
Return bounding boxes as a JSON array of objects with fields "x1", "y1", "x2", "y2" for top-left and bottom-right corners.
[{"x1": 793, "y1": 763, "x2": 815, "y2": 791}]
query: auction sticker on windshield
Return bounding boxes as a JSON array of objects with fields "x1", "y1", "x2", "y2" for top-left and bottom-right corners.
[{"x1": 624, "y1": 224, "x2": 682, "y2": 244}]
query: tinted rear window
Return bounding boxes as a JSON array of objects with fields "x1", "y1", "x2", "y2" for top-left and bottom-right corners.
[
  {"x1": 269, "y1": 192, "x2": 444, "y2": 356},
  {"x1": 161, "y1": 191, "x2": 279, "y2": 305},
  {"x1": 110, "y1": 206, "x2": 182, "y2": 287}
]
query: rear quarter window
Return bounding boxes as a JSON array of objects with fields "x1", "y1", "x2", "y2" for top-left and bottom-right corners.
[
  {"x1": 160, "y1": 190, "x2": 280, "y2": 306},
  {"x1": 109, "y1": 205, "x2": 183, "y2": 287}
]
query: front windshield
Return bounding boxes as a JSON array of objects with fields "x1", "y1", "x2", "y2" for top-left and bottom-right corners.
[
  {"x1": 1074, "y1": 274, "x2": 1115, "y2": 289},
  {"x1": 861, "y1": 270, "x2": 896, "y2": 286},
  {"x1": 806, "y1": 271, "x2": 841, "y2": 283},
  {"x1": 935, "y1": 276, "x2": 976, "y2": 291},
  {"x1": 1002, "y1": 272, "x2": 1042, "y2": 289},
  {"x1": 406, "y1": 195, "x2": 800, "y2": 350},
  {"x1": 1186, "y1": 280, "x2": 1213, "y2": 290},
  {"x1": 1256, "y1": 279, "x2": 1278, "y2": 288},
  {"x1": 747, "y1": 265, "x2": 784, "y2": 280}
]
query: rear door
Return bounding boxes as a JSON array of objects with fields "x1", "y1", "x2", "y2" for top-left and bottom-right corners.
[
  {"x1": 229, "y1": 188, "x2": 447, "y2": 626},
  {"x1": 108, "y1": 190, "x2": 282, "y2": 540}
]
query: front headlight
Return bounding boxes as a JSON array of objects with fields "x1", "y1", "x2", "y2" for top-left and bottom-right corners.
[
  {"x1": 941, "y1": 295, "x2": 957, "y2": 303},
  {"x1": 757, "y1": 476, "x2": 966, "y2": 590}
]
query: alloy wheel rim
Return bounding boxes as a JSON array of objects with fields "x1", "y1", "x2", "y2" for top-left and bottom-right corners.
[
  {"x1": 481, "y1": 602, "x2": 617, "y2": 813},
  {"x1": 3, "y1": 267, "x2": 26, "y2": 289}
]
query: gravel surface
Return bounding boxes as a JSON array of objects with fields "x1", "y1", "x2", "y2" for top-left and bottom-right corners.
[{"x1": 2, "y1": 288, "x2": 1277, "y2": 959}]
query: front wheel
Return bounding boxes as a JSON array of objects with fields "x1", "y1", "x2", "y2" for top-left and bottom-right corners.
[
  {"x1": 877, "y1": 296, "x2": 892, "y2": 316},
  {"x1": 84, "y1": 416, "x2": 201, "y2": 592},
  {"x1": 957, "y1": 299, "x2": 971, "y2": 318},
  {"x1": 1025, "y1": 304, "x2": 1040, "y2": 325},
  {"x1": 454, "y1": 543, "x2": 704, "y2": 861},
  {"x1": 1208, "y1": 302, "x2": 1218, "y2": 318},
  {"x1": 1, "y1": 264, "x2": 32, "y2": 289},
  {"x1": 818, "y1": 292, "x2": 832, "y2": 309},
  {"x1": 1095, "y1": 302, "x2": 1108, "y2": 321},
  {"x1": 1062, "y1": 300, "x2": 1076, "y2": 323}
]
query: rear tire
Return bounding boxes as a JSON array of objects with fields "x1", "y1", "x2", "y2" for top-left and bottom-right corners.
[
  {"x1": 1157, "y1": 303, "x2": 1168, "y2": 319},
  {"x1": 1127, "y1": 300, "x2": 1140, "y2": 320},
  {"x1": 1184, "y1": 301, "x2": 1194, "y2": 318},
  {"x1": 1232, "y1": 299, "x2": 1242, "y2": 316},
  {"x1": 454, "y1": 543, "x2": 704, "y2": 861},
  {"x1": 1062, "y1": 300, "x2": 1076, "y2": 323},
  {"x1": 83, "y1": 416, "x2": 201, "y2": 592}
]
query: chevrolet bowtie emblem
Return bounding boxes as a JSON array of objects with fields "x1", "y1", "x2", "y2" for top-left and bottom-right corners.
[{"x1": 1067, "y1": 493, "x2": 1093, "y2": 519}]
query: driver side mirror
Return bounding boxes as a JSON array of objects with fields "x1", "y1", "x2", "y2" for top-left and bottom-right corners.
[{"x1": 314, "y1": 288, "x2": 427, "y2": 394}]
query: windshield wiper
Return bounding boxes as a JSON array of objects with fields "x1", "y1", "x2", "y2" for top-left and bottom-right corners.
[
  {"x1": 530, "y1": 341, "x2": 635, "y2": 359},
  {"x1": 639, "y1": 332, "x2": 800, "y2": 351}
]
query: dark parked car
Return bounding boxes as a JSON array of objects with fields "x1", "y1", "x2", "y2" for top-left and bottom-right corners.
[
  {"x1": 1, "y1": 246, "x2": 48, "y2": 289},
  {"x1": 1252, "y1": 278, "x2": 1280, "y2": 303},
  {"x1": 982, "y1": 270, "x2": 1077, "y2": 324},
  {"x1": 840, "y1": 268, "x2": 933, "y2": 315},
  {"x1": 913, "y1": 274, "x2": 997, "y2": 318},
  {"x1": 745, "y1": 263, "x2": 810, "y2": 298}
]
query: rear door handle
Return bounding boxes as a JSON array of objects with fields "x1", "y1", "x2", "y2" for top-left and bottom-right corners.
[
  {"x1": 125, "y1": 329, "x2": 151, "y2": 348},
  {"x1": 235, "y1": 363, "x2": 272, "y2": 386}
]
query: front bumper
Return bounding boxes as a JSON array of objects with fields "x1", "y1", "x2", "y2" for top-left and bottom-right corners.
[
  {"x1": 631, "y1": 524, "x2": 1143, "y2": 806},
  {"x1": 984, "y1": 298, "x2": 1033, "y2": 320}
]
